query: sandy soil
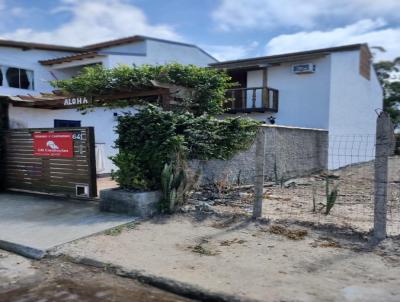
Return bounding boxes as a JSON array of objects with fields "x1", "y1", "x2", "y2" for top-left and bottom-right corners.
[
  {"x1": 56, "y1": 214, "x2": 400, "y2": 302},
  {"x1": 196, "y1": 156, "x2": 400, "y2": 236},
  {"x1": 97, "y1": 177, "x2": 118, "y2": 195},
  {"x1": 0, "y1": 250, "x2": 193, "y2": 302}
]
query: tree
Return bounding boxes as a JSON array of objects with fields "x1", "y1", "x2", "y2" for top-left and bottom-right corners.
[{"x1": 374, "y1": 57, "x2": 400, "y2": 129}]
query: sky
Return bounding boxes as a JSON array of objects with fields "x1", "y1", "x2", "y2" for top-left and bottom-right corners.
[{"x1": 0, "y1": 0, "x2": 399, "y2": 62}]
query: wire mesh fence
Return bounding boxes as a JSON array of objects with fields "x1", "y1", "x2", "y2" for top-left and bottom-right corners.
[
  {"x1": 388, "y1": 157, "x2": 400, "y2": 236},
  {"x1": 192, "y1": 116, "x2": 399, "y2": 238},
  {"x1": 256, "y1": 122, "x2": 400, "y2": 236},
  {"x1": 261, "y1": 132, "x2": 378, "y2": 233}
]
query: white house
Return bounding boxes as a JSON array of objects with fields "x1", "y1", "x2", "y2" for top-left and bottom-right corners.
[
  {"x1": 1, "y1": 40, "x2": 382, "y2": 174},
  {"x1": 210, "y1": 44, "x2": 383, "y2": 168},
  {"x1": 0, "y1": 36, "x2": 217, "y2": 174}
]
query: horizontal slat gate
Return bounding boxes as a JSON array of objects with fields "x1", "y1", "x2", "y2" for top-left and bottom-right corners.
[{"x1": 1, "y1": 127, "x2": 97, "y2": 198}]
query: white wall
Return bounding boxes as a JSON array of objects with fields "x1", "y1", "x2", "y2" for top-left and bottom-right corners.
[
  {"x1": 106, "y1": 40, "x2": 216, "y2": 68},
  {"x1": 328, "y1": 50, "x2": 383, "y2": 168},
  {"x1": 0, "y1": 39, "x2": 216, "y2": 97},
  {"x1": 266, "y1": 56, "x2": 331, "y2": 129},
  {"x1": 99, "y1": 40, "x2": 146, "y2": 55},
  {"x1": 8, "y1": 104, "x2": 138, "y2": 174},
  {"x1": 0, "y1": 46, "x2": 74, "y2": 95},
  {"x1": 145, "y1": 40, "x2": 216, "y2": 66}
]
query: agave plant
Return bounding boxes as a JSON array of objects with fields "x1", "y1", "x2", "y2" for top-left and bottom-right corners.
[
  {"x1": 325, "y1": 177, "x2": 339, "y2": 215},
  {"x1": 161, "y1": 162, "x2": 187, "y2": 213}
]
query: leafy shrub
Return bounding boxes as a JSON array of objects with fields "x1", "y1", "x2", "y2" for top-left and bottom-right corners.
[
  {"x1": 112, "y1": 105, "x2": 260, "y2": 191},
  {"x1": 53, "y1": 64, "x2": 234, "y2": 116}
]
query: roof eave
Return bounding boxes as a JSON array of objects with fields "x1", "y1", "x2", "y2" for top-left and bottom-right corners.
[{"x1": 210, "y1": 44, "x2": 366, "y2": 68}]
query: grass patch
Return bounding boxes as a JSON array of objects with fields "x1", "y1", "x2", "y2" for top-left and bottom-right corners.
[
  {"x1": 269, "y1": 225, "x2": 308, "y2": 240},
  {"x1": 104, "y1": 222, "x2": 139, "y2": 236}
]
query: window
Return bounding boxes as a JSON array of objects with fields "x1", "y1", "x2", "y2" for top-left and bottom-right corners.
[
  {"x1": 0, "y1": 66, "x2": 34, "y2": 90},
  {"x1": 54, "y1": 119, "x2": 81, "y2": 128}
]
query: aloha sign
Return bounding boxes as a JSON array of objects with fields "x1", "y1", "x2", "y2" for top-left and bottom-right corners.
[{"x1": 63, "y1": 97, "x2": 89, "y2": 106}]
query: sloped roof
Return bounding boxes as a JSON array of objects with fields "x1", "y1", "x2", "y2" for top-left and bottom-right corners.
[
  {"x1": 210, "y1": 44, "x2": 369, "y2": 69},
  {"x1": 39, "y1": 51, "x2": 106, "y2": 66},
  {"x1": 0, "y1": 39, "x2": 83, "y2": 52},
  {"x1": 84, "y1": 35, "x2": 217, "y2": 61}
]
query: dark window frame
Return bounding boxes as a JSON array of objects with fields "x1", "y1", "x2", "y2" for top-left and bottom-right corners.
[
  {"x1": 54, "y1": 119, "x2": 82, "y2": 128},
  {"x1": 2, "y1": 66, "x2": 34, "y2": 90}
]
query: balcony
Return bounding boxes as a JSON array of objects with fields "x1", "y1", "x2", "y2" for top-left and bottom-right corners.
[{"x1": 225, "y1": 86, "x2": 279, "y2": 113}]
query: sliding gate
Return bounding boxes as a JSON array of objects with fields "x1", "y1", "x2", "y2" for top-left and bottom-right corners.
[{"x1": 1, "y1": 127, "x2": 97, "y2": 198}]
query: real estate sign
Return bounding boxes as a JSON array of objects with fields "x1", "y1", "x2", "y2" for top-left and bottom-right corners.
[{"x1": 33, "y1": 132, "x2": 74, "y2": 158}]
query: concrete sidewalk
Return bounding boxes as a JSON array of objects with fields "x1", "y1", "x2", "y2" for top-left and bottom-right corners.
[{"x1": 0, "y1": 192, "x2": 136, "y2": 259}]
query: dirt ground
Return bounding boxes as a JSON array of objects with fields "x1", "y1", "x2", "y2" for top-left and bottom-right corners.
[
  {"x1": 0, "y1": 250, "x2": 193, "y2": 302},
  {"x1": 97, "y1": 177, "x2": 118, "y2": 195},
  {"x1": 56, "y1": 214, "x2": 400, "y2": 302},
  {"x1": 192, "y1": 156, "x2": 400, "y2": 236}
]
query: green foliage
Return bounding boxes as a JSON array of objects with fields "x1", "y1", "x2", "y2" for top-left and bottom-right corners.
[
  {"x1": 52, "y1": 63, "x2": 234, "y2": 116},
  {"x1": 112, "y1": 104, "x2": 260, "y2": 191},
  {"x1": 53, "y1": 63, "x2": 258, "y2": 211},
  {"x1": 325, "y1": 178, "x2": 339, "y2": 215},
  {"x1": 374, "y1": 58, "x2": 400, "y2": 128},
  {"x1": 160, "y1": 161, "x2": 186, "y2": 213}
]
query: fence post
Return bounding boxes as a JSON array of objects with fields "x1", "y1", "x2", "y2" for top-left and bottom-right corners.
[
  {"x1": 253, "y1": 127, "x2": 265, "y2": 218},
  {"x1": 373, "y1": 112, "x2": 393, "y2": 241},
  {"x1": 0, "y1": 102, "x2": 8, "y2": 191}
]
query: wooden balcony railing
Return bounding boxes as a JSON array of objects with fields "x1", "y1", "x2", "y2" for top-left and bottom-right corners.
[{"x1": 225, "y1": 86, "x2": 279, "y2": 113}]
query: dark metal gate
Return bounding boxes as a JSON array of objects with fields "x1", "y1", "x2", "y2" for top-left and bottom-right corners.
[{"x1": 1, "y1": 127, "x2": 97, "y2": 198}]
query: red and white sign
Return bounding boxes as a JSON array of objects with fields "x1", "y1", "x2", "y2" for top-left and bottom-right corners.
[{"x1": 33, "y1": 132, "x2": 74, "y2": 158}]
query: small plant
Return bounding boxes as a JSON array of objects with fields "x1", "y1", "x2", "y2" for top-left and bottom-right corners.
[
  {"x1": 273, "y1": 159, "x2": 279, "y2": 185},
  {"x1": 160, "y1": 162, "x2": 186, "y2": 213},
  {"x1": 324, "y1": 177, "x2": 339, "y2": 215},
  {"x1": 236, "y1": 170, "x2": 242, "y2": 187},
  {"x1": 215, "y1": 171, "x2": 233, "y2": 197},
  {"x1": 312, "y1": 184, "x2": 317, "y2": 213}
]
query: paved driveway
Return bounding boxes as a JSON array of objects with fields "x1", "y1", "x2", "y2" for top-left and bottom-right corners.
[{"x1": 0, "y1": 192, "x2": 135, "y2": 259}]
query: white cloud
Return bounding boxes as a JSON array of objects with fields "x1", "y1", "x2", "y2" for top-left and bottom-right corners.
[
  {"x1": 0, "y1": 0, "x2": 181, "y2": 46},
  {"x1": 213, "y1": 0, "x2": 400, "y2": 31},
  {"x1": 265, "y1": 19, "x2": 400, "y2": 61},
  {"x1": 204, "y1": 41, "x2": 259, "y2": 61}
]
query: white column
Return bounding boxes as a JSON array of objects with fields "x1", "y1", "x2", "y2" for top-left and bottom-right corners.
[{"x1": 1, "y1": 66, "x2": 8, "y2": 87}]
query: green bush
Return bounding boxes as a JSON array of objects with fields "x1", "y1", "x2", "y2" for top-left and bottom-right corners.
[
  {"x1": 112, "y1": 105, "x2": 260, "y2": 191},
  {"x1": 53, "y1": 63, "x2": 259, "y2": 212},
  {"x1": 53, "y1": 63, "x2": 234, "y2": 116}
]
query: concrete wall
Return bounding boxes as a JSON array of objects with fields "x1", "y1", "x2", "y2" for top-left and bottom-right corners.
[{"x1": 191, "y1": 125, "x2": 328, "y2": 185}]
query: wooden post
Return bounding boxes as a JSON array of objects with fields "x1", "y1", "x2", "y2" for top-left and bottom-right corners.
[
  {"x1": 373, "y1": 112, "x2": 394, "y2": 241},
  {"x1": 252, "y1": 89, "x2": 257, "y2": 109},
  {"x1": 87, "y1": 127, "x2": 98, "y2": 198},
  {"x1": 262, "y1": 68, "x2": 268, "y2": 109},
  {"x1": 253, "y1": 128, "x2": 265, "y2": 218},
  {"x1": 0, "y1": 101, "x2": 9, "y2": 191}
]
